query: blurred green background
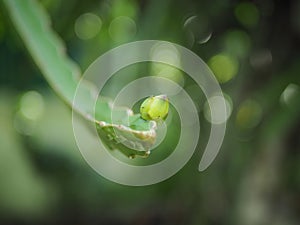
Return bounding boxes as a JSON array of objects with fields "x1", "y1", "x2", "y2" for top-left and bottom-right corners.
[{"x1": 1, "y1": 0, "x2": 300, "y2": 224}]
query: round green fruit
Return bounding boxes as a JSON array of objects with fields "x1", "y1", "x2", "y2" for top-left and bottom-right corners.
[{"x1": 140, "y1": 95, "x2": 169, "y2": 121}]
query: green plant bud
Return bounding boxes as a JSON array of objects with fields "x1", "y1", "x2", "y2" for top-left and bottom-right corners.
[{"x1": 140, "y1": 95, "x2": 169, "y2": 121}]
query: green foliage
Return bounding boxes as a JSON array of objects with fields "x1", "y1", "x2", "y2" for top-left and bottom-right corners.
[
  {"x1": 3, "y1": 0, "x2": 157, "y2": 157},
  {"x1": 2, "y1": 0, "x2": 300, "y2": 224}
]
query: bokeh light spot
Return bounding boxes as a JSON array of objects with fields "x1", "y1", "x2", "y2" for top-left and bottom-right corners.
[
  {"x1": 203, "y1": 94, "x2": 232, "y2": 124},
  {"x1": 109, "y1": 16, "x2": 136, "y2": 43},
  {"x1": 75, "y1": 13, "x2": 102, "y2": 40},
  {"x1": 236, "y1": 99, "x2": 262, "y2": 129},
  {"x1": 183, "y1": 15, "x2": 212, "y2": 46},
  {"x1": 224, "y1": 30, "x2": 251, "y2": 58},
  {"x1": 250, "y1": 49, "x2": 272, "y2": 70},
  {"x1": 20, "y1": 91, "x2": 44, "y2": 121},
  {"x1": 150, "y1": 42, "x2": 180, "y2": 65},
  {"x1": 235, "y1": 2, "x2": 260, "y2": 28},
  {"x1": 150, "y1": 43, "x2": 183, "y2": 95},
  {"x1": 280, "y1": 83, "x2": 300, "y2": 107},
  {"x1": 208, "y1": 53, "x2": 239, "y2": 83}
]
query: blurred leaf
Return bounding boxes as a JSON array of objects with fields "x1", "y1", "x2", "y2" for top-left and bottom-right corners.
[
  {"x1": 3, "y1": 0, "x2": 157, "y2": 157},
  {"x1": 0, "y1": 92, "x2": 56, "y2": 217}
]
